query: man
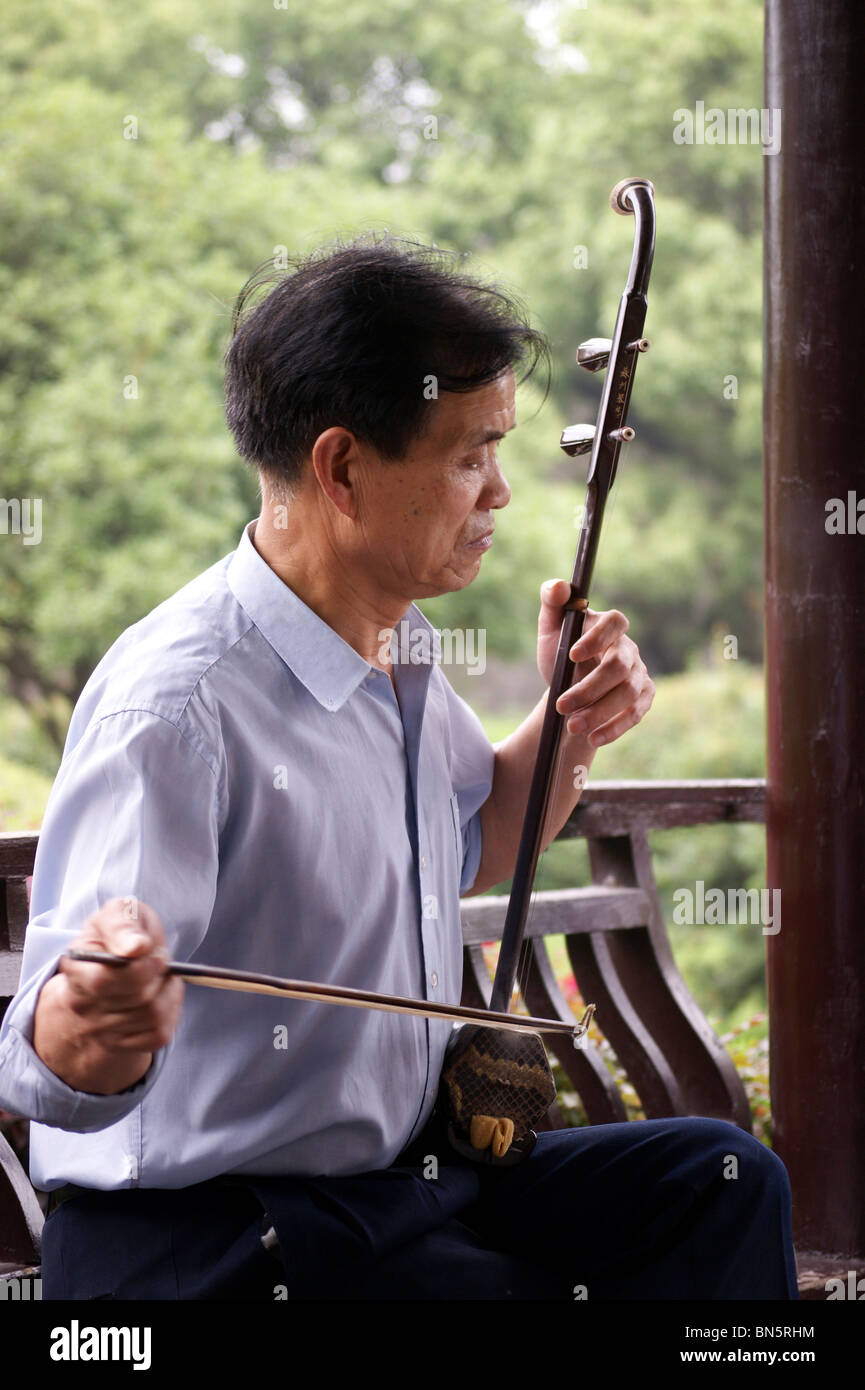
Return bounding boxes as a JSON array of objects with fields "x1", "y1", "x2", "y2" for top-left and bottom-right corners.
[{"x1": 0, "y1": 237, "x2": 797, "y2": 1300}]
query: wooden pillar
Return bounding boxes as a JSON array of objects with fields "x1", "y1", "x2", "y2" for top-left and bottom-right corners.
[{"x1": 764, "y1": 0, "x2": 865, "y2": 1256}]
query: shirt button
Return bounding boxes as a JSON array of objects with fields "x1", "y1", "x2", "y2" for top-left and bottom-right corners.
[
  {"x1": 430, "y1": 972, "x2": 439, "y2": 988},
  {"x1": 420, "y1": 855, "x2": 426, "y2": 869}
]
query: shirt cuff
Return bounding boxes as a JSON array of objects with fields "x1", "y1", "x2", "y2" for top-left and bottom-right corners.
[{"x1": 0, "y1": 955, "x2": 168, "y2": 1133}]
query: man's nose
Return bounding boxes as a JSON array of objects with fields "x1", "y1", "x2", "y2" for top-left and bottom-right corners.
[{"x1": 484, "y1": 460, "x2": 511, "y2": 510}]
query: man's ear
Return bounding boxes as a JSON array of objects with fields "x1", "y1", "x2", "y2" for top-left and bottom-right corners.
[{"x1": 310, "y1": 427, "x2": 362, "y2": 519}]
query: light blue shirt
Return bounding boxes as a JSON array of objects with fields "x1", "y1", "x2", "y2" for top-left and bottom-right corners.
[{"x1": 0, "y1": 522, "x2": 494, "y2": 1190}]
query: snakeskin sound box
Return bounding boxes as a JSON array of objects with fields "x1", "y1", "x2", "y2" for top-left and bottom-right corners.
[{"x1": 440, "y1": 1023, "x2": 557, "y2": 1165}]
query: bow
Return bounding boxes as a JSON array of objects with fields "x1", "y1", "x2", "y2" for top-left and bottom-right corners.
[{"x1": 63, "y1": 947, "x2": 593, "y2": 1044}]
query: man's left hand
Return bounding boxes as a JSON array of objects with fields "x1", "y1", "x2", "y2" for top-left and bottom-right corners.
[{"x1": 537, "y1": 578, "x2": 655, "y2": 748}]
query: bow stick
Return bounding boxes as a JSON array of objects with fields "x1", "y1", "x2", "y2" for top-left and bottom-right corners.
[{"x1": 63, "y1": 948, "x2": 593, "y2": 1045}]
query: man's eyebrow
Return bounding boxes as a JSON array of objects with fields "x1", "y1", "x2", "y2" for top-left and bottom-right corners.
[{"x1": 463, "y1": 426, "x2": 512, "y2": 447}]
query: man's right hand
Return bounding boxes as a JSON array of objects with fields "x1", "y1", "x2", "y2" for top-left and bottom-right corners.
[{"x1": 32, "y1": 897, "x2": 184, "y2": 1096}]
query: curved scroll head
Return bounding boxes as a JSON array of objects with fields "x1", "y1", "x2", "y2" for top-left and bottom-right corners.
[{"x1": 610, "y1": 176, "x2": 655, "y2": 215}]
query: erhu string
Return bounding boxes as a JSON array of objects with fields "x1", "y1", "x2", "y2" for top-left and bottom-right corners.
[{"x1": 512, "y1": 645, "x2": 581, "y2": 1015}]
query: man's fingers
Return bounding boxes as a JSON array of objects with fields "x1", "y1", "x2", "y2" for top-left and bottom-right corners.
[
  {"x1": 79, "y1": 896, "x2": 168, "y2": 954},
  {"x1": 575, "y1": 680, "x2": 656, "y2": 748},
  {"x1": 561, "y1": 668, "x2": 655, "y2": 741},
  {"x1": 536, "y1": 597, "x2": 653, "y2": 749},
  {"x1": 556, "y1": 637, "x2": 642, "y2": 717},
  {"x1": 77, "y1": 978, "x2": 185, "y2": 1052},
  {"x1": 538, "y1": 579, "x2": 572, "y2": 636},
  {"x1": 540, "y1": 578, "x2": 572, "y2": 607},
  {"x1": 61, "y1": 897, "x2": 171, "y2": 1007},
  {"x1": 61, "y1": 957, "x2": 170, "y2": 1011},
  {"x1": 569, "y1": 608, "x2": 630, "y2": 664}
]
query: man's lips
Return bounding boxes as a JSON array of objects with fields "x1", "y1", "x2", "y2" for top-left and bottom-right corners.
[{"x1": 464, "y1": 529, "x2": 494, "y2": 551}]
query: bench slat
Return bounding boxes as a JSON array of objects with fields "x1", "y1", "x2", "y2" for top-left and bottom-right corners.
[
  {"x1": 459, "y1": 886, "x2": 650, "y2": 944},
  {"x1": 0, "y1": 834, "x2": 37, "y2": 878}
]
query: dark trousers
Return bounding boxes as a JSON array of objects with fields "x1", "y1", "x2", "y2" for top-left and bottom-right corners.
[{"x1": 42, "y1": 1115, "x2": 799, "y2": 1300}]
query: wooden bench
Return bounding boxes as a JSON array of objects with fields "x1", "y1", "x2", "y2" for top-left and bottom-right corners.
[{"x1": 0, "y1": 779, "x2": 855, "y2": 1298}]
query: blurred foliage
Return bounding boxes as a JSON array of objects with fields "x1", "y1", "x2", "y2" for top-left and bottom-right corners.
[
  {"x1": 0, "y1": 752, "x2": 53, "y2": 831},
  {"x1": 550, "y1": 1011, "x2": 772, "y2": 1146}
]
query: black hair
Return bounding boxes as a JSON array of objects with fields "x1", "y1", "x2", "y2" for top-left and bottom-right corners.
[{"x1": 223, "y1": 233, "x2": 549, "y2": 490}]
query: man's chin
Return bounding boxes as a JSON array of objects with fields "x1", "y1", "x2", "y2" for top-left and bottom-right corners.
[
  {"x1": 416, "y1": 556, "x2": 482, "y2": 600},
  {"x1": 454, "y1": 550, "x2": 486, "y2": 581}
]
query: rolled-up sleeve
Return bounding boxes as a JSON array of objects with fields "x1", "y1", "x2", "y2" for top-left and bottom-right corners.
[
  {"x1": 441, "y1": 680, "x2": 495, "y2": 895},
  {"x1": 0, "y1": 707, "x2": 221, "y2": 1132}
]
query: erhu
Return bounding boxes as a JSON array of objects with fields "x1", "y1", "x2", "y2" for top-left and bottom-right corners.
[
  {"x1": 439, "y1": 176, "x2": 656, "y2": 1163},
  {"x1": 65, "y1": 177, "x2": 656, "y2": 1164}
]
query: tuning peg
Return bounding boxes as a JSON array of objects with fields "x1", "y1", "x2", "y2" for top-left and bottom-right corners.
[
  {"x1": 576, "y1": 338, "x2": 612, "y2": 373},
  {"x1": 560, "y1": 424, "x2": 596, "y2": 457}
]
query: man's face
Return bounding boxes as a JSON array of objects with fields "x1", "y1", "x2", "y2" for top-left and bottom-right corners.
[{"x1": 353, "y1": 369, "x2": 515, "y2": 600}]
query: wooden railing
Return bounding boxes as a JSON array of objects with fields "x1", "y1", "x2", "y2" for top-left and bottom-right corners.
[{"x1": 0, "y1": 832, "x2": 31, "y2": 1011}]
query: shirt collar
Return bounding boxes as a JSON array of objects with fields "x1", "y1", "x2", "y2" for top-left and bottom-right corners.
[{"x1": 226, "y1": 521, "x2": 439, "y2": 711}]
